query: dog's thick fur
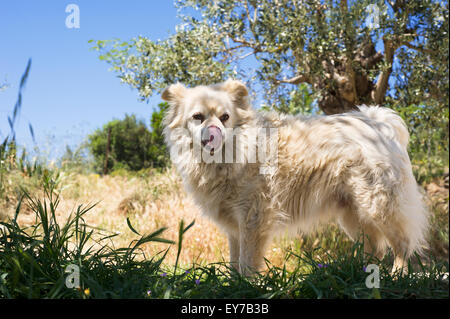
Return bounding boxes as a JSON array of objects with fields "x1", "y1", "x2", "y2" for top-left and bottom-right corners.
[{"x1": 162, "y1": 79, "x2": 428, "y2": 275}]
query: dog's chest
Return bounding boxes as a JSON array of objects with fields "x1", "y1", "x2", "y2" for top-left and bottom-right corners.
[{"x1": 186, "y1": 170, "x2": 242, "y2": 217}]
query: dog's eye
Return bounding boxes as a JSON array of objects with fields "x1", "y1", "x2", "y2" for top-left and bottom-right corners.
[
  {"x1": 220, "y1": 113, "x2": 229, "y2": 122},
  {"x1": 192, "y1": 113, "x2": 204, "y2": 122}
]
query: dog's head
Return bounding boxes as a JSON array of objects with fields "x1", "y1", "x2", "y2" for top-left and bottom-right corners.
[{"x1": 161, "y1": 79, "x2": 251, "y2": 155}]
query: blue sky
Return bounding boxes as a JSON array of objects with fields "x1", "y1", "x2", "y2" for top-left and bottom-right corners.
[{"x1": 0, "y1": 1, "x2": 182, "y2": 160}]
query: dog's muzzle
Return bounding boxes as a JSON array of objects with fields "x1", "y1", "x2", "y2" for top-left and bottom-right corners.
[{"x1": 201, "y1": 125, "x2": 222, "y2": 155}]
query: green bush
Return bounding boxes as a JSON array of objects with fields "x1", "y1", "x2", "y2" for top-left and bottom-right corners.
[
  {"x1": 87, "y1": 103, "x2": 169, "y2": 173},
  {"x1": 393, "y1": 103, "x2": 449, "y2": 183},
  {"x1": 148, "y1": 102, "x2": 169, "y2": 168}
]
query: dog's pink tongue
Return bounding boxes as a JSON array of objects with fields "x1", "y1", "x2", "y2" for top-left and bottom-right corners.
[{"x1": 204, "y1": 126, "x2": 222, "y2": 149}]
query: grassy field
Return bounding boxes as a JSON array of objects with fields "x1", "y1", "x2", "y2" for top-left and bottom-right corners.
[{"x1": 0, "y1": 166, "x2": 448, "y2": 299}]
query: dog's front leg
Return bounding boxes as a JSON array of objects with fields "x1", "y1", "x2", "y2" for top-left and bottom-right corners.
[
  {"x1": 239, "y1": 225, "x2": 269, "y2": 276},
  {"x1": 238, "y1": 213, "x2": 270, "y2": 276},
  {"x1": 228, "y1": 235, "x2": 240, "y2": 271}
]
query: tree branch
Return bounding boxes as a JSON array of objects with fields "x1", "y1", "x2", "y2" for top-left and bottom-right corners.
[
  {"x1": 399, "y1": 41, "x2": 434, "y2": 55},
  {"x1": 273, "y1": 74, "x2": 311, "y2": 85},
  {"x1": 371, "y1": 38, "x2": 396, "y2": 104},
  {"x1": 244, "y1": 1, "x2": 259, "y2": 44},
  {"x1": 231, "y1": 38, "x2": 260, "y2": 50}
]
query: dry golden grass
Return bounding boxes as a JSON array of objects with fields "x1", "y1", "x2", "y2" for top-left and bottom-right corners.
[{"x1": 9, "y1": 168, "x2": 296, "y2": 269}]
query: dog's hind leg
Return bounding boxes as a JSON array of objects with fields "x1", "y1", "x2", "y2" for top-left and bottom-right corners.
[
  {"x1": 380, "y1": 219, "x2": 413, "y2": 275},
  {"x1": 337, "y1": 210, "x2": 386, "y2": 260},
  {"x1": 379, "y1": 180, "x2": 428, "y2": 275}
]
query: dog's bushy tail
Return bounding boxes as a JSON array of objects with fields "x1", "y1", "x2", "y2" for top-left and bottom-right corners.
[
  {"x1": 357, "y1": 105, "x2": 409, "y2": 151},
  {"x1": 358, "y1": 105, "x2": 429, "y2": 257}
]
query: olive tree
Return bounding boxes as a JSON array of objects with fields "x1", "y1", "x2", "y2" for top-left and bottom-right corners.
[{"x1": 92, "y1": 0, "x2": 448, "y2": 115}]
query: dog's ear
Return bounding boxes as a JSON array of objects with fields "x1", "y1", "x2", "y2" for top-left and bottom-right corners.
[
  {"x1": 221, "y1": 79, "x2": 249, "y2": 109},
  {"x1": 161, "y1": 83, "x2": 186, "y2": 128},
  {"x1": 161, "y1": 83, "x2": 186, "y2": 103}
]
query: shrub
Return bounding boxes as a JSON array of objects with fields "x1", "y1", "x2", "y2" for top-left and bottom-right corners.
[
  {"x1": 394, "y1": 103, "x2": 449, "y2": 183},
  {"x1": 87, "y1": 104, "x2": 169, "y2": 173}
]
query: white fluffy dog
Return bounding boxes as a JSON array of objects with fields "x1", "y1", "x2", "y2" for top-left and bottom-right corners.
[{"x1": 162, "y1": 79, "x2": 428, "y2": 275}]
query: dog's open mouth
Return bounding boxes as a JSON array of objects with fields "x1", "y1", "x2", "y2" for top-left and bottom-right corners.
[{"x1": 201, "y1": 125, "x2": 222, "y2": 155}]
